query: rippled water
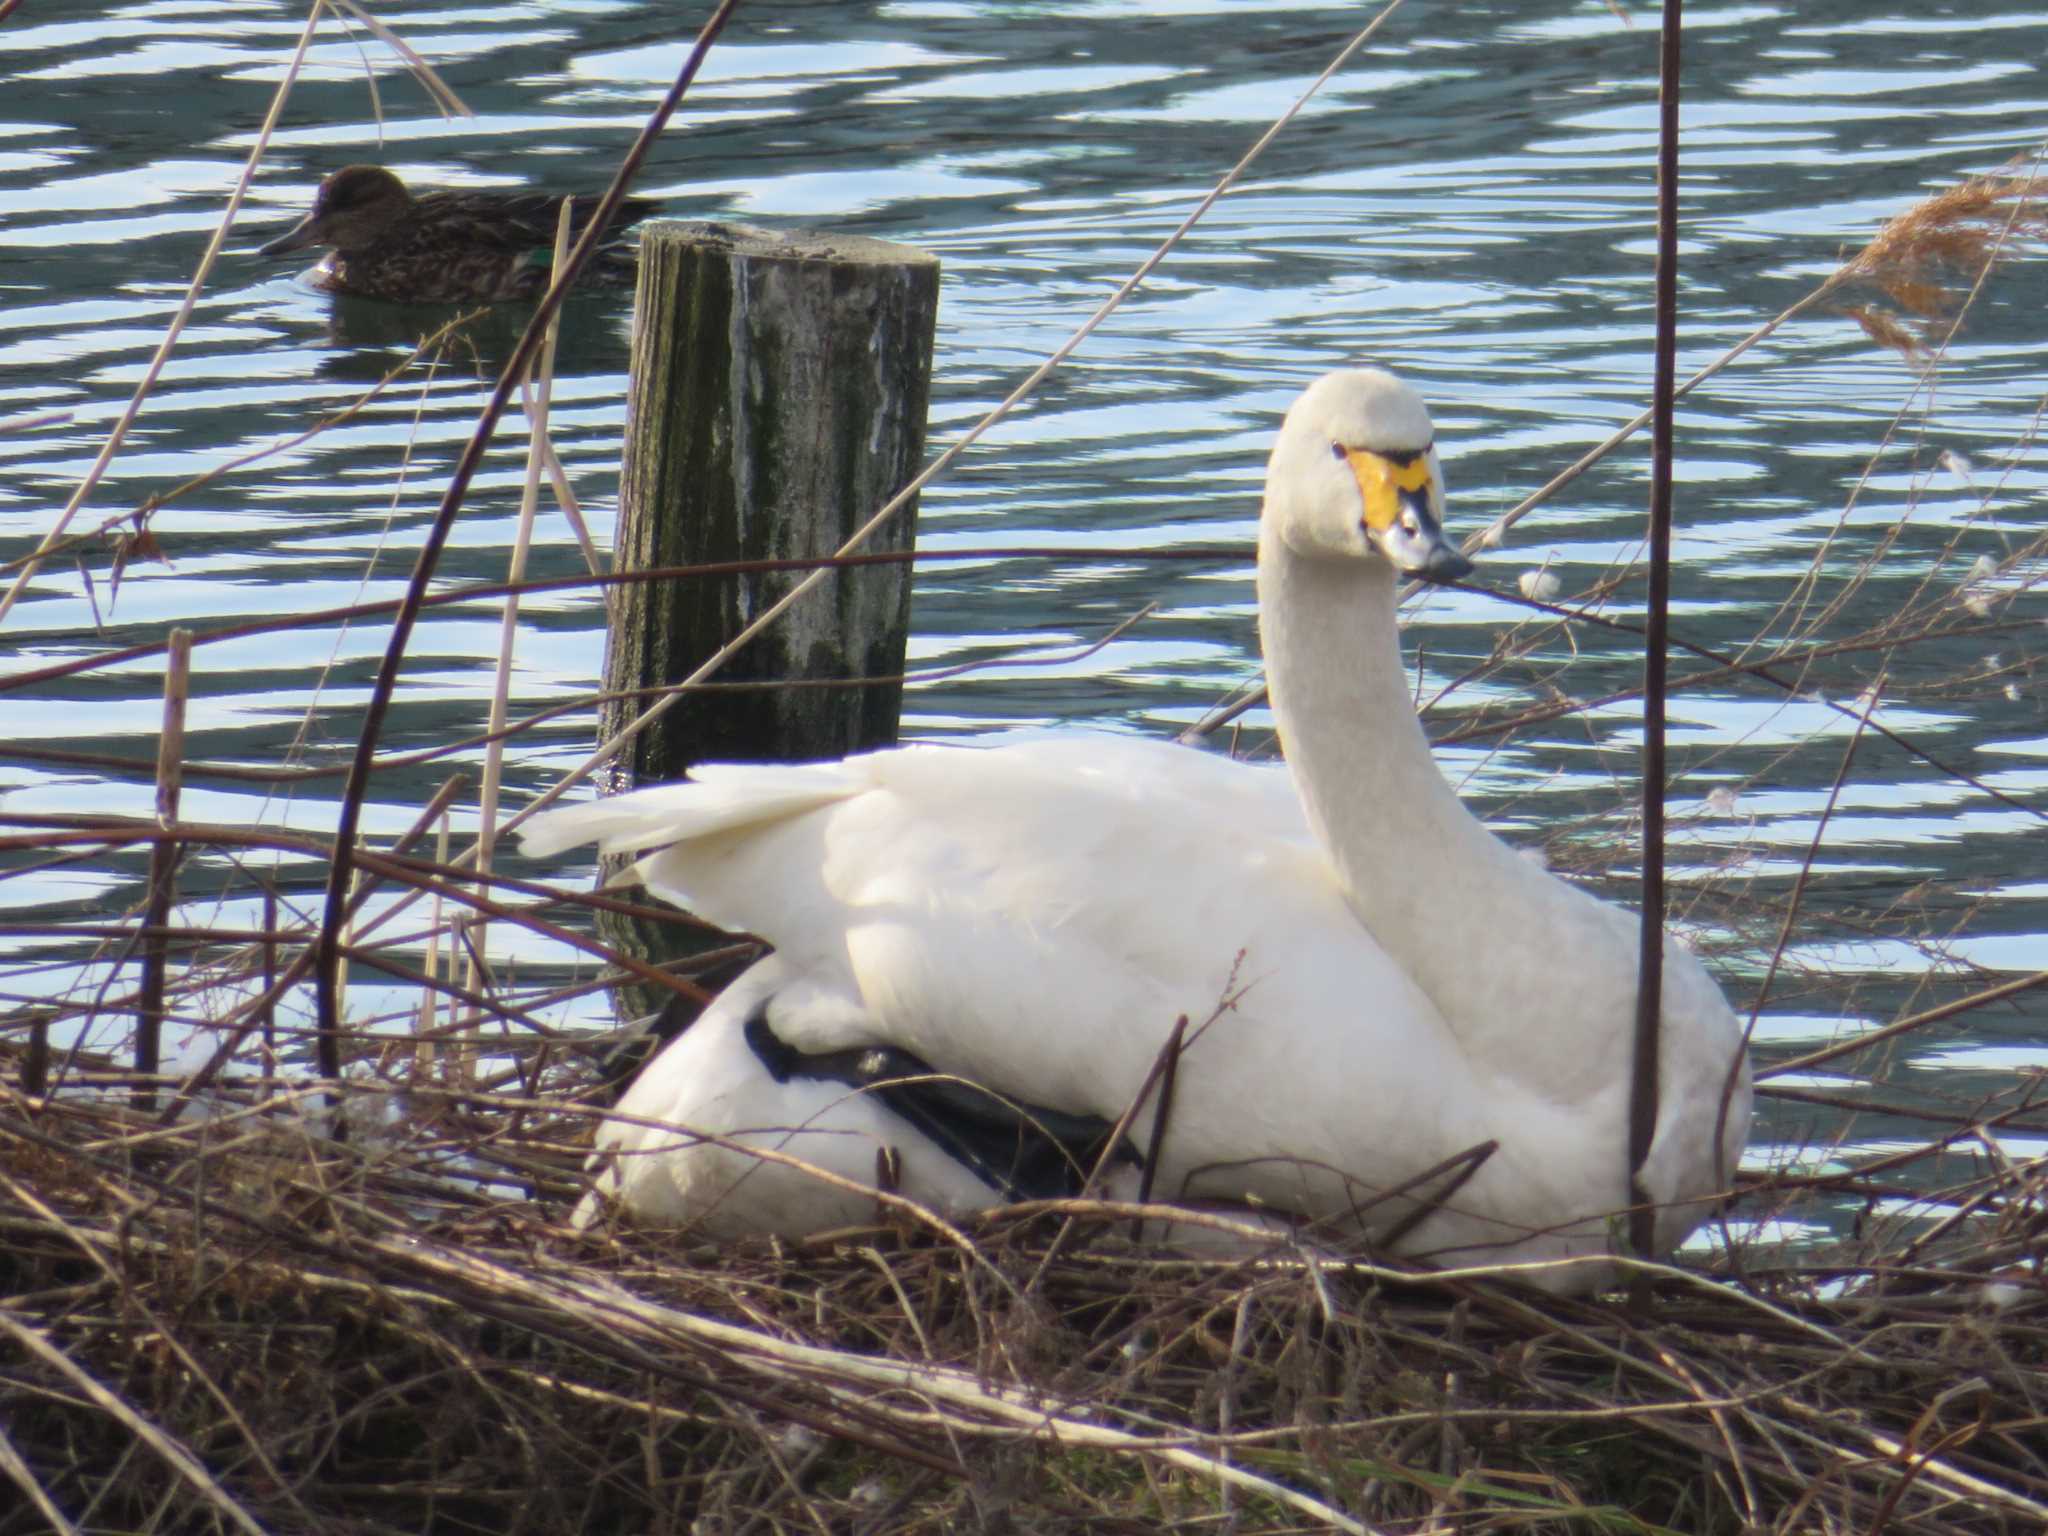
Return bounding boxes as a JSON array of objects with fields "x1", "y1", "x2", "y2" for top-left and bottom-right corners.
[{"x1": 3, "y1": 0, "x2": 2044, "y2": 1242}]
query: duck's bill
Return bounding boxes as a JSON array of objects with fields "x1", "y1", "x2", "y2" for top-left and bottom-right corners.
[
  {"x1": 1370, "y1": 492, "x2": 1474, "y2": 584},
  {"x1": 259, "y1": 216, "x2": 321, "y2": 257}
]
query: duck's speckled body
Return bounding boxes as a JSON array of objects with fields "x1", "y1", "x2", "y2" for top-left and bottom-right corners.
[{"x1": 260, "y1": 165, "x2": 656, "y2": 304}]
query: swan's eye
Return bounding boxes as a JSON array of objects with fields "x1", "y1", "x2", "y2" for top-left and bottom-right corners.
[{"x1": 1329, "y1": 441, "x2": 1347, "y2": 462}]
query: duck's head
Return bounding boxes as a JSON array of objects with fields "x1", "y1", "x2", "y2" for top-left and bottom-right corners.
[
  {"x1": 1264, "y1": 369, "x2": 1472, "y2": 584},
  {"x1": 260, "y1": 166, "x2": 412, "y2": 257}
]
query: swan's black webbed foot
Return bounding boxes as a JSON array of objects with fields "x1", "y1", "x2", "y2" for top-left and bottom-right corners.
[{"x1": 743, "y1": 1008, "x2": 1138, "y2": 1201}]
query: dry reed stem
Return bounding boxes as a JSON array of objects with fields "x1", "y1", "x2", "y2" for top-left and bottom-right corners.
[
  {"x1": 0, "y1": 1421, "x2": 78, "y2": 1536},
  {"x1": 324, "y1": 0, "x2": 473, "y2": 120},
  {"x1": 132, "y1": 630, "x2": 192, "y2": 1110},
  {"x1": 464, "y1": 200, "x2": 576, "y2": 1078}
]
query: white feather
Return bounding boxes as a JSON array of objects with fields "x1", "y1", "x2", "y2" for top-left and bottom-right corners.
[{"x1": 524, "y1": 369, "x2": 1752, "y2": 1292}]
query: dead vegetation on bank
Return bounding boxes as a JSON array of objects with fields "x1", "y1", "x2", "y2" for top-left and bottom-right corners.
[{"x1": 2, "y1": 1038, "x2": 2045, "y2": 1536}]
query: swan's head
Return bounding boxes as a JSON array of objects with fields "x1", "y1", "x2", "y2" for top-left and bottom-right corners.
[{"x1": 1265, "y1": 369, "x2": 1472, "y2": 583}]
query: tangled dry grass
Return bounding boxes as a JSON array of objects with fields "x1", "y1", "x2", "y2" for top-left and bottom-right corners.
[{"x1": 3, "y1": 1017, "x2": 2046, "y2": 1536}]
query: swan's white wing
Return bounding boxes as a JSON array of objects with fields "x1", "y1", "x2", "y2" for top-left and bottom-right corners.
[
  {"x1": 531, "y1": 737, "x2": 1539, "y2": 1245},
  {"x1": 517, "y1": 761, "x2": 861, "y2": 860}
]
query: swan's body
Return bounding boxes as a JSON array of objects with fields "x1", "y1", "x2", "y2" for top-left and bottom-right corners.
[{"x1": 524, "y1": 370, "x2": 1752, "y2": 1291}]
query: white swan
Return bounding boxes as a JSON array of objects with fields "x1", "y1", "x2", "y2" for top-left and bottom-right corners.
[{"x1": 522, "y1": 369, "x2": 1753, "y2": 1291}]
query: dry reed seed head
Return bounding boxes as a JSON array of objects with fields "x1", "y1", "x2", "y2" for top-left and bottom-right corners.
[
  {"x1": 1849, "y1": 171, "x2": 2048, "y2": 279},
  {"x1": 1845, "y1": 303, "x2": 1933, "y2": 361},
  {"x1": 1838, "y1": 170, "x2": 2048, "y2": 358}
]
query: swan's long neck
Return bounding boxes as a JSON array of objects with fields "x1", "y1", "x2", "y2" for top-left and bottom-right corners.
[{"x1": 1258, "y1": 529, "x2": 1573, "y2": 1046}]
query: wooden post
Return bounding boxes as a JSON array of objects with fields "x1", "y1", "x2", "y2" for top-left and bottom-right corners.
[
  {"x1": 596, "y1": 221, "x2": 939, "y2": 1026},
  {"x1": 603, "y1": 220, "x2": 939, "y2": 785}
]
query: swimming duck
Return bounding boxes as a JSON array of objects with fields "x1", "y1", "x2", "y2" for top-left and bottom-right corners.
[
  {"x1": 258, "y1": 165, "x2": 656, "y2": 304},
  {"x1": 521, "y1": 369, "x2": 1753, "y2": 1292}
]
